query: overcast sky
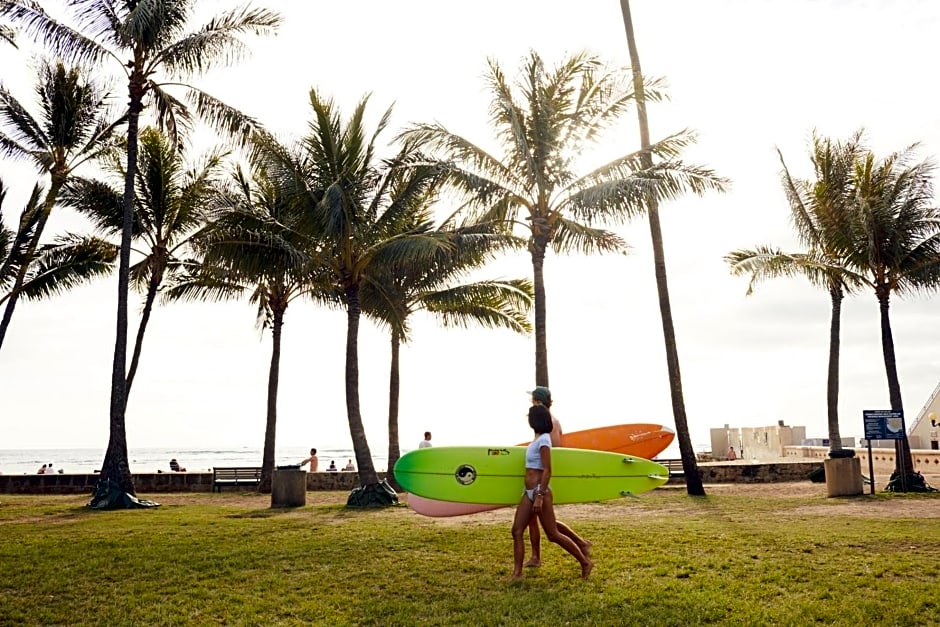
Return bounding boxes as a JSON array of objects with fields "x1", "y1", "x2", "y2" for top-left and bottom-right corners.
[{"x1": 2, "y1": 0, "x2": 940, "y2": 458}]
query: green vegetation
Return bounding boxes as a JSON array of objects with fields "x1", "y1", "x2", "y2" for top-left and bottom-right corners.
[{"x1": 1, "y1": 489, "x2": 938, "y2": 626}]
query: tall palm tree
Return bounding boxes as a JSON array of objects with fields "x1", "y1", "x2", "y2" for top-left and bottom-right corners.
[
  {"x1": 362, "y1": 215, "x2": 534, "y2": 486},
  {"x1": 60, "y1": 127, "x2": 227, "y2": 400},
  {"x1": 621, "y1": 0, "x2": 731, "y2": 495},
  {"x1": 253, "y1": 90, "x2": 455, "y2": 502},
  {"x1": 401, "y1": 50, "x2": 724, "y2": 407},
  {"x1": 0, "y1": 59, "x2": 123, "y2": 349},
  {"x1": 726, "y1": 132, "x2": 867, "y2": 458},
  {"x1": 167, "y1": 162, "x2": 340, "y2": 493},
  {"x1": 2, "y1": 0, "x2": 282, "y2": 494},
  {"x1": 839, "y1": 141, "x2": 940, "y2": 487}
]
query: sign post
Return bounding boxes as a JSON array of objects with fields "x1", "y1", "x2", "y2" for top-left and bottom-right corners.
[{"x1": 863, "y1": 409, "x2": 905, "y2": 494}]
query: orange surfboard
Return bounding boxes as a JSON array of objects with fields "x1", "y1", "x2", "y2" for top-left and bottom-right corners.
[{"x1": 407, "y1": 423, "x2": 675, "y2": 517}]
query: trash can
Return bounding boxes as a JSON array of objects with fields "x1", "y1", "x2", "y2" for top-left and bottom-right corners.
[{"x1": 271, "y1": 465, "x2": 306, "y2": 507}]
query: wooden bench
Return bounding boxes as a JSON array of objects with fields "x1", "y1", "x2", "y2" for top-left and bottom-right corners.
[{"x1": 212, "y1": 466, "x2": 262, "y2": 492}]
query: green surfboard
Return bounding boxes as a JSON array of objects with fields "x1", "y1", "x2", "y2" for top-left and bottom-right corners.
[{"x1": 394, "y1": 446, "x2": 669, "y2": 505}]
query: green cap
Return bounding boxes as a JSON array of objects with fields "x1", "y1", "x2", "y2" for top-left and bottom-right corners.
[{"x1": 528, "y1": 386, "x2": 551, "y2": 403}]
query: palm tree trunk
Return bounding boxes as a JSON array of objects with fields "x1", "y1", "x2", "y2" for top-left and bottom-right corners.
[
  {"x1": 826, "y1": 287, "x2": 844, "y2": 453},
  {"x1": 620, "y1": 0, "x2": 704, "y2": 496},
  {"x1": 877, "y1": 289, "x2": 914, "y2": 480},
  {"x1": 0, "y1": 182, "x2": 62, "y2": 350},
  {"x1": 344, "y1": 281, "x2": 379, "y2": 485},
  {"x1": 100, "y1": 82, "x2": 144, "y2": 496},
  {"x1": 386, "y1": 328, "x2": 402, "y2": 490},
  {"x1": 125, "y1": 262, "x2": 164, "y2": 401},
  {"x1": 530, "y1": 237, "x2": 549, "y2": 387},
  {"x1": 259, "y1": 304, "x2": 284, "y2": 493}
]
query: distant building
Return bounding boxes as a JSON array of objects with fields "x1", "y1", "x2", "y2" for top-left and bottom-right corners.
[
  {"x1": 908, "y1": 381, "x2": 940, "y2": 451},
  {"x1": 711, "y1": 421, "x2": 806, "y2": 460}
]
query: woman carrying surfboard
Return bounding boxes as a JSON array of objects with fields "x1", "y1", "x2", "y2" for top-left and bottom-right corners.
[{"x1": 511, "y1": 404, "x2": 593, "y2": 580}]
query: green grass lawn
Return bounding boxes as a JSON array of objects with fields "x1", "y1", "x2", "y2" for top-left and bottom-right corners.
[{"x1": 1, "y1": 486, "x2": 938, "y2": 626}]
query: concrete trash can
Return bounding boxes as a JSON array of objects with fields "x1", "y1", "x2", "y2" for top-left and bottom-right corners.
[
  {"x1": 824, "y1": 456, "x2": 863, "y2": 497},
  {"x1": 271, "y1": 467, "x2": 307, "y2": 507}
]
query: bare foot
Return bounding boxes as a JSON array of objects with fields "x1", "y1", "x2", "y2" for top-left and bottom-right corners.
[
  {"x1": 581, "y1": 561, "x2": 594, "y2": 580},
  {"x1": 579, "y1": 541, "x2": 592, "y2": 559},
  {"x1": 524, "y1": 559, "x2": 541, "y2": 568},
  {"x1": 510, "y1": 571, "x2": 524, "y2": 582}
]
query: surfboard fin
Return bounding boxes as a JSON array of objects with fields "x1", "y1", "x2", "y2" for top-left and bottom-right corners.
[
  {"x1": 622, "y1": 456, "x2": 636, "y2": 463},
  {"x1": 648, "y1": 473, "x2": 668, "y2": 481},
  {"x1": 619, "y1": 490, "x2": 640, "y2": 499}
]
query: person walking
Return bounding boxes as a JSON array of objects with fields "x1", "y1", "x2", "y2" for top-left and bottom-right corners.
[
  {"x1": 511, "y1": 404, "x2": 592, "y2": 580},
  {"x1": 524, "y1": 386, "x2": 588, "y2": 569}
]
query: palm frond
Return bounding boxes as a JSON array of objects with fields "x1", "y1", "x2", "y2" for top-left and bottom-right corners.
[
  {"x1": 17, "y1": 232, "x2": 116, "y2": 301},
  {"x1": 157, "y1": 5, "x2": 283, "y2": 76}
]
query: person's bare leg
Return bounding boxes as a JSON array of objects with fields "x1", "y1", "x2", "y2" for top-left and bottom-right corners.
[
  {"x1": 537, "y1": 494, "x2": 593, "y2": 579},
  {"x1": 525, "y1": 516, "x2": 541, "y2": 567},
  {"x1": 510, "y1": 496, "x2": 533, "y2": 580},
  {"x1": 557, "y1": 520, "x2": 592, "y2": 558}
]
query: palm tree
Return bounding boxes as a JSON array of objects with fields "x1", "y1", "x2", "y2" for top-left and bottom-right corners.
[
  {"x1": 1, "y1": 21, "x2": 14, "y2": 47},
  {"x1": 362, "y1": 216, "x2": 534, "y2": 486},
  {"x1": 253, "y1": 90, "x2": 455, "y2": 503},
  {"x1": 838, "y1": 141, "x2": 940, "y2": 488},
  {"x1": 621, "y1": 0, "x2": 734, "y2": 495},
  {"x1": 402, "y1": 50, "x2": 724, "y2": 394},
  {"x1": 726, "y1": 132, "x2": 867, "y2": 458},
  {"x1": 60, "y1": 127, "x2": 227, "y2": 400},
  {"x1": 0, "y1": 59, "x2": 123, "y2": 349},
  {"x1": 2, "y1": 0, "x2": 282, "y2": 494},
  {"x1": 167, "y1": 162, "x2": 340, "y2": 493}
]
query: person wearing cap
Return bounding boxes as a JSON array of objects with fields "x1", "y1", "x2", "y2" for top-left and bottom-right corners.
[
  {"x1": 510, "y1": 403, "x2": 593, "y2": 580},
  {"x1": 524, "y1": 386, "x2": 590, "y2": 568}
]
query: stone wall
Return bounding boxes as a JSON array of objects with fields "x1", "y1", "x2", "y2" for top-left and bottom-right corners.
[
  {"x1": 666, "y1": 460, "x2": 823, "y2": 484},
  {"x1": 0, "y1": 471, "x2": 388, "y2": 495}
]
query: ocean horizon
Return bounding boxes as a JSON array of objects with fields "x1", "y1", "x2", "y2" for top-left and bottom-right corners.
[
  {"x1": 0, "y1": 441, "x2": 687, "y2": 476},
  {"x1": 0, "y1": 446, "x2": 385, "y2": 476}
]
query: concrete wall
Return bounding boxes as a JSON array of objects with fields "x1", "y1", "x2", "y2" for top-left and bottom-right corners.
[
  {"x1": 667, "y1": 460, "x2": 823, "y2": 484},
  {"x1": 783, "y1": 445, "x2": 940, "y2": 478},
  {"x1": 0, "y1": 471, "x2": 387, "y2": 495}
]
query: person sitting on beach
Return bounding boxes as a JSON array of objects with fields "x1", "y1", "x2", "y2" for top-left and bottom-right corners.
[
  {"x1": 343, "y1": 459, "x2": 355, "y2": 471},
  {"x1": 299, "y1": 448, "x2": 319, "y2": 472},
  {"x1": 38, "y1": 463, "x2": 47, "y2": 474},
  {"x1": 169, "y1": 458, "x2": 186, "y2": 472},
  {"x1": 327, "y1": 460, "x2": 338, "y2": 472}
]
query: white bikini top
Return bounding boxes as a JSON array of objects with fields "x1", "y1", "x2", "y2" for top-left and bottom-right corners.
[{"x1": 525, "y1": 433, "x2": 552, "y2": 469}]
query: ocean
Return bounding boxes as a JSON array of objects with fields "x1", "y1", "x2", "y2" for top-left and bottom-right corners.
[{"x1": 0, "y1": 446, "x2": 385, "y2": 476}]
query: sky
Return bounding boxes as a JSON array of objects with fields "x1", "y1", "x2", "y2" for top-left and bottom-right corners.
[{"x1": 2, "y1": 0, "x2": 940, "y2": 458}]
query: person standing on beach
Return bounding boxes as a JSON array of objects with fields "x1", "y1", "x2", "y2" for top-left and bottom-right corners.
[
  {"x1": 300, "y1": 448, "x2": 319, "y2": 471},
  {"x1": 419, "y1": 432, "x2": 432, "y2": 448},
  {"x1": 511, "y1": 404, "x2": 592, "y2": 580}
]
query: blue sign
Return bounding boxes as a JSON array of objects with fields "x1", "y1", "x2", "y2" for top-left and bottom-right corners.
[{"x1": 863, "y1": 409, "x2": 905, "y2": 440}]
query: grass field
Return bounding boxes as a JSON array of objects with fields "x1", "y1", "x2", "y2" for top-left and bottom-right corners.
[{"x1": 1, "y1": 484, "x2": 938, "y2": 626}]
